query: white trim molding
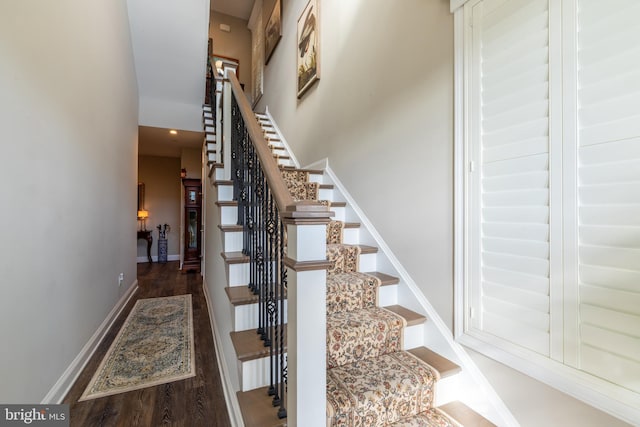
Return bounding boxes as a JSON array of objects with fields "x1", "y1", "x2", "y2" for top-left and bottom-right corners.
[{"x1": 42, "y1": 280, "x2": 138, "y2": 404}]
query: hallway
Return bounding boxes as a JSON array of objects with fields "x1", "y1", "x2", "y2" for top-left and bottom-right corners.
[{"x1": 64, "y1": 262, "x2": 232, "y2": 427}]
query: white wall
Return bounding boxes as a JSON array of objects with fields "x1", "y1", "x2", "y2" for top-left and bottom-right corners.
[
  {"x1": 128, "y1": 0, "x2": 210, "y2": 132},
  {"x1": 0, "y1": 0, "x2": 138, "y2": 403},
  {"x1": 256, "y1": 0, "x2": 456, "y2": 328}
]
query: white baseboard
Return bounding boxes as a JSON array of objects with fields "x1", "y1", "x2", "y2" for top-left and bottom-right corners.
[
  {"x1": 42, "y1": 280, "x2": 139, "y2": 404},
  {"x1": 202, "y1": 280, "x2": 243, "y2": 427},
  {"x1": 136, "y1": 254, "x2": 180, "y2": 263}
]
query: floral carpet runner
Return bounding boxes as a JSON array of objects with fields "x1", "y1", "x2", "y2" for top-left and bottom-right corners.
[
  {"x1": 79, "y1": 294, "x2": 195, "y2": 401},
  {"x1": 281, "y1": 167, "x2": 459, "y2": 426}
]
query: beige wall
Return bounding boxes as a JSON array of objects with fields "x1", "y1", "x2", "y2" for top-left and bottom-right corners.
[
  {"x1": 210, "y1": 11, "x2": 252, "y2": 97},
  {"x1": 0, "y1": 0, "x2": 138, "y2": 402},
  {"x1": 252, "y1": 0, "x2": 630, "y2": 424},
  {"x1": 257, "y1": 0, "x2": 455, "y2": 328},
  {"x1": 138, "y1": 156, "x2": 181, "y2": 260}
]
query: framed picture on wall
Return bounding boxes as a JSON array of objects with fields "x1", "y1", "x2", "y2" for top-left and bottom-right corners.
[
  {"x1": 265, "y1": 0, "x2": 282, "y2": 65},
  {"x1": 297, "y1": 0, "x2": 319, "y2": 98}
]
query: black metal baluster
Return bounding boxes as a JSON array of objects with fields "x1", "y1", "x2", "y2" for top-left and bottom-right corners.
[{"x1": 276, "y1": 217, "x2": 287, "y2": 418}]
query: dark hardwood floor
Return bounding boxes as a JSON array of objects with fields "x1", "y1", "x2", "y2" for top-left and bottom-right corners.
[{"x1": 64, "y1": 261, "x2": 232, "y2": 427}]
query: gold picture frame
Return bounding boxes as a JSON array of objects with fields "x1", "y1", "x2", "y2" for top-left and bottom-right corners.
[
  {"x1": 265, "y1": 0, "x2": 282, "y2": 65},
  {"x1": 297, "y1": 0, "x2": 319, "y2": 98}
]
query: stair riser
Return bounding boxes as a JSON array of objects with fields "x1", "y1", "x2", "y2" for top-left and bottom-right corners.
[
  {"x1": 206, "y1": 142, "x2": 216, "y2": 152},
  {"x1": 217, "y1": 184, "x2": 233, "y2": 201},
  {"x1": 378, "y1": 284, "x2": 398, "y2": 307},
  {"x1": 219, "y1": 205, "x2": 238, "y2": 225},
  {"x1": 227, "y1": 261, "x2": 279, "y2": 287},
  {"x1": 203, "y1": 112, "x2": 213, "y2": 119},
  {"x1": 233, "y1": 301, "x2": 289, "y2": 332},
  {"x1": 206, "y1": 133, "x2": 216, "y2": 142},
  {"x1": 308, "y1": 173, "x2": 324, "y2": 184},
  {"x1": 205, "y1": 125, "x2": 215, "y2": 133},
  {"x1": 403, "y1": 323, "x2": 425, "y2": 351},
  {"x1": 203, "y1": 106, "x2": 212, "y2": 112},
  {"x1": 212, "y1": 166, "x2": 224, "y2": 181},
  {"x1": 277, "y1": 159, "x2": 294, "y2": 167},
  {"x1": 204, "y1": 118, "x2": 214, "y2": 126},
  {"x1": 221, "y1": 230, "x2": 243, "y2": 252},
  {"x1": 329, "y1": 206, "x2": 346, "y2": 222},
  {"x1": 341, "y1": 227, "x2": 358, "y2": 243},
  {"x1": 433, "y1": 374, "x2": 462, "y2": 407},
  {"x1": 208, "y1": 152, "x2": 216, "y2": 162},
  {"x1": 240, "y1": 354, "x2": 287, "y2": 392},
  {"x1": 318, "y1": 188, "x2": 334, "y2": 201},
  {"x1": 358, "y1": 253, "x2": 377, "y2": 272}
]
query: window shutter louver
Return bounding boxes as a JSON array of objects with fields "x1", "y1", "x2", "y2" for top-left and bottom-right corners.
[
  {"x1": 576, "y1": 0, "x2": 640, "y2": 392},
  {"x1": 471, "y1": 0, "x2": 552, "y2": 355}
]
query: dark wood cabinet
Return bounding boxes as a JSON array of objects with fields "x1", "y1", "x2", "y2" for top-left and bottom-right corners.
[{"x1": 182, "y1": 179, "x2": 202, "y2": 272}]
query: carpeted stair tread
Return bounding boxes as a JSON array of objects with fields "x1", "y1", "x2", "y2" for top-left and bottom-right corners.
[
  {"x1": 327, "y1": 351, "x2": 439, "y2": 427},
  {"x1": 327, "y1": 307, "x2": 405, "y2": 368},
  {"x1": 383, "y1": 305, "x2": 426, "y2": 327},
  {"x1": 231, "y1": 327, "x2": 287, "y2": 362},
  {"x1": 438, "y1": 401, "x2": 496, "y2": 427},
  {"x1": 387, "y1": 408, "x2": 462, "y2": 427},
  {"x1": 363, "y1": 271, "x2": 400, "y2": 286},
  {"x1": 237, "y1": 386, "x2": 286, "y2": 427},
  {"x1": 407, "y1": 348, "x2": 462, "y2": 379}
]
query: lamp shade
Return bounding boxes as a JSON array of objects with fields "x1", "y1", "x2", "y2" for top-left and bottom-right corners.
[{"x1": 137, "y1": 210, "x2": 149, "y2": 220}]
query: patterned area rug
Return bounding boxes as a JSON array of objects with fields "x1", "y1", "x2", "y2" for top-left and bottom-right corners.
[{"x1": 79, "y1": 294, "x2": 195, "y2": 401}]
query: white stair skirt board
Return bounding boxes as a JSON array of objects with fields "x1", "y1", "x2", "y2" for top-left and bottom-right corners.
[
  {"x1": 233, "y1": 300, "x2": 289, "y2": 332},
  {"x1": 264, "y1": 106, "x2": 301, "y2": 169},
  {"x1": 240, "y1": 353, "x2": 288, "y2": 392}
]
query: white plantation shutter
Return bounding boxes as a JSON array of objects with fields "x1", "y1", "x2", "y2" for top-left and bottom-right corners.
[
  {"x1": 576, "y1": 0, "x2": 640, "y2": 392},
  {"x1": 469, "y1": 0, "x2": 552, "y2": 355}
]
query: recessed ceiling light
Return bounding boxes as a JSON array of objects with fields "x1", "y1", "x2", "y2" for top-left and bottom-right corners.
[{"x1": 169, "y1": 130, "x2": 178, "y2": 135}]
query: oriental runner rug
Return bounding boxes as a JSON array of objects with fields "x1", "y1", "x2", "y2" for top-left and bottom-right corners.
[{"x1": 79, "y1": 294, "x2": 195, "y2": 401}]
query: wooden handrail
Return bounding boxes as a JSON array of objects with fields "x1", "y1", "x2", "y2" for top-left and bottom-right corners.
[{"x1": 226, "y1": 72, "x2": 332, "y2": 220}]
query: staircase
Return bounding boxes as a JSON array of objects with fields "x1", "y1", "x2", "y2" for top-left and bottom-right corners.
[{"x1": 203, "y1": 68, "x2": 508, "y2": 427}]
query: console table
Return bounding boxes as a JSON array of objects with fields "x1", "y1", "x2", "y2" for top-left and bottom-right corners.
[{"x1": 137, "y1": 230, "x2": 153, "y2": 263}]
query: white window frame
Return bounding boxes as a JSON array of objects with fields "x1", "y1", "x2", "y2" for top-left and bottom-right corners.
[{"x1": 452, "y1": 0, "x2": 640, "y2": 423}]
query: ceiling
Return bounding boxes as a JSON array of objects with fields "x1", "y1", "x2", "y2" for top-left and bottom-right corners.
[
  {"x1": 211, "y1": 0, "x2": 254, "y2": 20},
  {"x1": 137, "y1": 0, "x2": 253, "y2": 158},
  {"x1": 138, "y1": 126, "x2": 204, "y2": 158}
]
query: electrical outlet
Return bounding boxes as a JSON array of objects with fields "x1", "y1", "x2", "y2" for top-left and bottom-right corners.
[{"x1": 118, "y1": 273, "x2": 124, "y2": 287}]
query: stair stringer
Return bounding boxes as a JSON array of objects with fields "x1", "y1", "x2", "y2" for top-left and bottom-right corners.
[
  {"x1": 263, "y1": 106, "x2": 300, "y2": 168},
  {"x1": 304, "y1": 157, "x2": 519, "y2": 427}
]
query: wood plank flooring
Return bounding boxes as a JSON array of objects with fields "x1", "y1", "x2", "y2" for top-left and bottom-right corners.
[{"x1": 64, "y1": 261, "x2": 231, "y2": 427}]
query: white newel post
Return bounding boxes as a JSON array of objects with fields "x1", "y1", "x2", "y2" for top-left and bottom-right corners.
[
  {"x1": 215, "y1": 78, "x2": 223, "y2": 164},
  {"x1": 284, "y1": 219, "x2": 330, "y2": 427},
  {"x1": 222, "y1": 66, "x2": 234, "y2": 181}
]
